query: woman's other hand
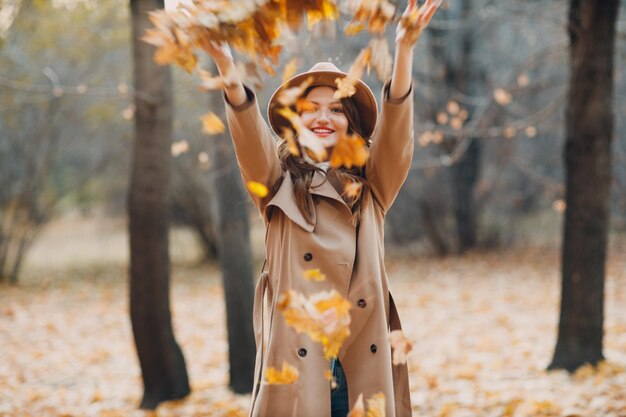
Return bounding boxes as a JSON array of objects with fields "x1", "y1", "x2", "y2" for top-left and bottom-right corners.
[{"x1": 395, "y1": 0, "x2": 442, "y2": 49}]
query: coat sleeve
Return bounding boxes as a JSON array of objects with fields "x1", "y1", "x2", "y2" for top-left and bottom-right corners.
[
  {"x1": 365, "y1": 78, "x2": 414, "y2": 213},
  {"x1": 223, "y1": 84, "x2": 283, "y2": 212}
]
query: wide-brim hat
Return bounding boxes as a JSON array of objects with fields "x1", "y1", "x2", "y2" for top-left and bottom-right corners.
[{"x1": 268, "y1": 62, "x2": 378, "y2": 139}]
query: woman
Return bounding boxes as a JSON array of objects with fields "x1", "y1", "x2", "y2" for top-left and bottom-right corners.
[{"x1": 202, "y1": 1, "x2": 441, "y2": 416}]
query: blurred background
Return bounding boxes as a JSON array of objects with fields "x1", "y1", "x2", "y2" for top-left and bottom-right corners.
[{"x1": 1, "y1": 0, "x2": 625, "y2": 416}]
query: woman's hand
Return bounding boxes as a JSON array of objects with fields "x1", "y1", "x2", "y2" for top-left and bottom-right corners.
[{"x1": 395, "y1": 0, "x2": 442, "y2": 49}]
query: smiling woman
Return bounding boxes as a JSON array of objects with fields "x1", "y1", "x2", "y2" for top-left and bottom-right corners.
[{"x1": 198, "y1": 1, "x2": 443, "y2": 416}]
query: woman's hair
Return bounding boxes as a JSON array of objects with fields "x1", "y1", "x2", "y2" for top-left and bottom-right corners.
[{"x1": 269, "y1": 86, "x2": 370, "y2": 226}]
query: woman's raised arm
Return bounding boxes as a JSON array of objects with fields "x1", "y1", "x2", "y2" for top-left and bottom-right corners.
[
  {"x1": 367, "y1": 0, "x2": 442, "y2": 212},
  {"x1": 201, "y1": 41, "x2": 282, "y2": 211}
]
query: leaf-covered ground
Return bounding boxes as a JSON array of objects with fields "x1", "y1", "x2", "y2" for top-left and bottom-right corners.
[{"x1": 1, "y1": 244, "x2": 625, "y2": 417}]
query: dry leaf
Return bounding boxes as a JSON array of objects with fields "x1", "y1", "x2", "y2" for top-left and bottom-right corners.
[
  {"x1": 388, "y1": 330, "x2": 413, "y2": 365},
  {"x1": 277, "y1": 107, "x2": 327, "y2": 161},
  {"x1": 347, "y1": 393, "x2": 365, "y2": 417},
  {"x1": 282, "y1": 127, "x2": 301, "y2": 157},
  {"x1": 329, "y1": 133, "x2": 369, "y2": 168},
  {"x1": 282, "y1": 58, "x2": 299, "y2": 82},
  {"x1": 265, "y1": 361, "x2": 299, "y2": 385},
  {"x1": 303, "y1": 268, "x2": 326, "y2": 282},
  {"x1": 278, "y1": 289, "x2": 352, "y2": 360},
  {"x1": 366, "y1": 392, "x2": 386, "y2": 417},
  {"x1": 200, "y1": 112, "x2": 225, "y2": 135},
  {"x1": 247, "y1": 181, "x2": 269, "y2": 198},
  {"x1": 343, "y1": 181, "x2": 363, "y2": 199},
  {"x1": 276, "y1": 76, "x2": 314, "y2": 107}
]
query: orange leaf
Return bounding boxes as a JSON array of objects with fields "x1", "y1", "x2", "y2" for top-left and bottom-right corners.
[
  {"x1": 329, "y1": 134, "x2": 370, "y2": 168},
  {"x1": 200, "y1": 112, "x2": 225, "y2": 135},
  {"x1": 265, "y1": 361, "x2": 299, "y2": 385},
  {"x1": 247, "y1": 181, "x2": 269, "y2": 198}
]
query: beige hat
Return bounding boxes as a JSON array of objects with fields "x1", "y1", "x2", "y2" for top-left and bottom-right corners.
[{"x1": 267, "y1": 62, "x2": 378, "y2": 139}]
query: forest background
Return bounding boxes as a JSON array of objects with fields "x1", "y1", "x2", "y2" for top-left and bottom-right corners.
[{"x1": 1, "y1": 0, "x2": 626, "y2": 416}]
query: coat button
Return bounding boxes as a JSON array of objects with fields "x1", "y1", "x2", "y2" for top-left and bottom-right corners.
[
  {"x1": 357, "y1": 299, "x2": 367, "y2": 308},
  {"x1": 370, "y1": 344, "x2": 377, "y2": 353},
  {"x1": 303, "y1": 252, "x2": 313, "y2": 262},
  {"x1": 298, "y1": 348, "x2": 307, "y2": 357}
]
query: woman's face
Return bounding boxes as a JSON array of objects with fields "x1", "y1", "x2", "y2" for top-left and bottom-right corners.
[{"x1": 300, "y1": 86, "x2": 349, "y2": 149}]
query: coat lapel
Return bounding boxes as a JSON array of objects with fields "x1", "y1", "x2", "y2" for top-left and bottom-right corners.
[
  {"x1": 309, "y1": 170, "x2": 350, "y2": 211},
  {"x1": 265, "y1": 173, "x2": 315, "y2": 232},
  {"x1": 265, "y1": 171, "x2": 351, "y2": 233}
]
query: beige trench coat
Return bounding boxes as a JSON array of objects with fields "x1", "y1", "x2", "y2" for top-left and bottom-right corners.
[{"x1": 224, "y1": 79, "x2": 414, "y2": 417}]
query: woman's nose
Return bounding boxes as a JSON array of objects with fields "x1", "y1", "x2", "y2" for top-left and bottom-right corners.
[{"x1": 316, "y1": 109, "x2": 330, "y2": 123}]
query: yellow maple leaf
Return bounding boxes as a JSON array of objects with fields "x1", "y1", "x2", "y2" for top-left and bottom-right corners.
[
  {"x1": 278, "y1": 289, "x2": 352, "y2": 360},
  {"x1": 265, "y1": 361, "x2": 299, "y2": 385},
  {"x1": 366, "y1": 392, "x2": 386, "y2": 417},
  {"x1": 247, "y1": 181, "x2": 269, "y2": 198},
  {"x1": 200, "y1": 112, "x2": 225, "y2": 135},
  {"x1": 329, "y1": 133, "x2": 370, "y2": 168},
  {"x1": 303, "y1": 268, "x2": 326, "y2": 282}
]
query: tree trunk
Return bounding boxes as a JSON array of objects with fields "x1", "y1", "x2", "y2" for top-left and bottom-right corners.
[
  {"x1": 128, "y1": 0, "x2": 190, "y2": 408},
  {"x1": 549, "y1": 0, "x2": 619, "y2": 372},
  {"x1": 205, "y1": 88, "x2": 256, "y2": 393},
  {"x1": 428, "y1": 0, "x2": 484, "y2": 252}
]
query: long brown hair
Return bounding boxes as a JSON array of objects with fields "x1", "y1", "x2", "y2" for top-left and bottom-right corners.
[{"x1": 270, "y1": 87, "x2": 371, "y2": 226}]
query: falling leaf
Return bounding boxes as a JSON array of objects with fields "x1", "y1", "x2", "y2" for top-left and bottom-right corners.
[
  {"x1": 344, "y1": 0, "x2": 396, "y2": 36},
  {"x1": 282, "y1": 58, "x2": 299, "y2": 82},
  {"x1": 334, "y1": 47, "x2": 371, "y2": 99},
  {"x1": 303, "y1": 268, "x2": 326, "y2": 282},
  {"x1": 369, "y1": 38, "x2": 392, "y2": 81},
  {"x1": 247, "y1": 181, "x2": 269, "y2": 198},
  {"x1": 265, "y1": 361, "x2": 299, "y2": 385},
  {"x1": 171, "y1": 140, "x2": 190, "y2": 157},
  {"x1": 329, "y1": 133, "x2": 369, "y2": 169},
  {"x1": 282, "y1": 127, "x2": 300, "y2": 157},
  {"x1": 278, "y1": 289, "x2": 352, "y2": 360},
  {"x1": 200, "y1": 112, "x2": 225, "y2": 135},
  {"x1": 343, "y1": 181, "x2": 363, "y2": 199},
  {"x1": 276, "y1": 76, "x2": 314, "y2": 107},
  {"x1": 388, "y1": 330, "x2": 413, "y2": 365},
  {"x1": 494, "y1": 88, "x2": 512, "y2": 105},
  {"x1": 344, "y1": 22, "x2": 365, "y2": 36},
  {"x1": 347, "y1": 393, "x2": 365, "y2": 417},
  {"x1": 366, "y1": 392, "x2": 386, "y2": 417},
  {"x1": 143, "y1": 0, "x2": 339, "y2": 77},
  {"x1": 295, "y1": 98, "x2": 317, "y2": 113},
  {"x1": 277, "y1": 107, "x2": 327, "y2": 161}
]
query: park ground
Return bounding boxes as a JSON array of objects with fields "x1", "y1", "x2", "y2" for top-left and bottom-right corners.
[{"x1": 1, "y1": 214, "x2": 625, "y2": 417}]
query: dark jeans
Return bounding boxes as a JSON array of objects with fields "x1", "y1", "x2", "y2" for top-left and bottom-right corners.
[{"x1": 330, "y1": 358, "x2": 349, "y2": 417}]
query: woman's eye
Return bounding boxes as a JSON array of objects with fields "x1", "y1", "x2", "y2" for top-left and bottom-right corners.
[{"x1": 331, "y1": 107, "x2": 344, "y2": 113}]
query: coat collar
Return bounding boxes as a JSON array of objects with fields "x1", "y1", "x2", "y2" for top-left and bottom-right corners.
[{"x1": 265, "y1": 171, "x2": 350, "y2": 232}]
